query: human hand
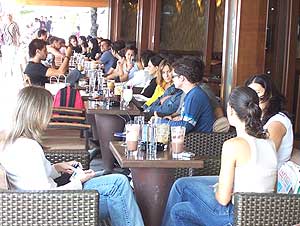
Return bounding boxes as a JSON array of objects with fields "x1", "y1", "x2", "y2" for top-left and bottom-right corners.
[
  {"x1": 79, "y1": 169, "x2": 96, "y2": 183},
  {"x1": 54, "y1": 161, "x2": 82, "y2": 174}
]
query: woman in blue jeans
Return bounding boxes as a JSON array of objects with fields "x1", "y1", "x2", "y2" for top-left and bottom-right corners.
[
  {"x1": 161, "y1": 87, "x2": 278, "y2": 226},
  {"x1": 0, "y1": 86, "x2": 144, "y2": 226}
]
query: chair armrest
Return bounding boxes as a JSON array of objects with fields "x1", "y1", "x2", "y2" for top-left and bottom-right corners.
[
  {"x1": 0, "y1": 190, "x2": 99, "y2": 226},
  {"x1": 45, "y1": 149, "x2": 90, "y2": 170}
]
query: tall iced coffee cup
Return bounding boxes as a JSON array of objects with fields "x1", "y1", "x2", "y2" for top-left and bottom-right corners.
[
  {"x1": 126, "y1": 123, "x2": 140, "y2": 153},
  {"x1": 171, "y1": 126, "x2": 186, "y2": 157}
]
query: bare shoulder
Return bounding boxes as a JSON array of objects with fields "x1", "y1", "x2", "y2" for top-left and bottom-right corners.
[{"x1": 222, "y1": 137, "x2": 250, "y2": 155}]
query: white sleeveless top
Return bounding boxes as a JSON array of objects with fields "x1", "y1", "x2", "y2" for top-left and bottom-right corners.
[
  {"x1": 233, "y1": 136, "x2": 277, "y2": 193},
  {"x1": 264, "y1": 113, "x2": 293, "y2": 168}
]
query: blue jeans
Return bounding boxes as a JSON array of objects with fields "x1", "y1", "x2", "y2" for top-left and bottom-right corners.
[
  {"x1": 83, "y1": 174, "x2": 144, "y2": 226},
  {"x1": 161, "y1": 176, "x2": 234, "y2": 226}
]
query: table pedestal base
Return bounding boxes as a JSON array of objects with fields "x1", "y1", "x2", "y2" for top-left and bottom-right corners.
[{"x1": 131, "y1": 168, "x2": 175, "y2": 226}]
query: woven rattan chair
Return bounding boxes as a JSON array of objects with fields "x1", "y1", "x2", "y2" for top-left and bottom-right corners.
[
  {"x1": 174, "y1": 131, "x2": 236, "y2": 179},
  {"x1": 0, "y1": 164, "x2": 99, "y2": 226},
  {"x1": 0, "y1": 190, "x2": 99, "y2": 226},
  {"x1": 42, "y1": 107, "x2": 91, "y2": 169},
  {"x1": 234, "y1": 192, "x2": 300, "y2": 226}
]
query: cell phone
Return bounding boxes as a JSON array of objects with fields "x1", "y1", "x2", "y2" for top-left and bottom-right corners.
[
  {"x1": 114, "y1": 132, "x2": 126, "y2": 138},
  {"x1": 70, "y1": 163, "x2": 85, "y2": 181}
]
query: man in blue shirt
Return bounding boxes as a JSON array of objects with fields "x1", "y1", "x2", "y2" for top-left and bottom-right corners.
[
  {"x1": 161, "y1": 57, "x2": 215, "y2": 133},
  {"x1": 99, "y1": 39, "x2": 117, "y2": 75}
]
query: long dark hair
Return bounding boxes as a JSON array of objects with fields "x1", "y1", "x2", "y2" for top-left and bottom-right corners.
[
  {"x1": 88, "y1": 38, "x2": 100, "y2": 60},
  {"x1": 245, "y1": 74, "x2": 287, "y2": 124},
  {"x1": 229, "y1": 86, "x2": 268, "y2": 139}
]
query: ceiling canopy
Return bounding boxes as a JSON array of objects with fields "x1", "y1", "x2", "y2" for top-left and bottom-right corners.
[{"x1": 16, "y1": 0, "x2": 109, "y2": 8}]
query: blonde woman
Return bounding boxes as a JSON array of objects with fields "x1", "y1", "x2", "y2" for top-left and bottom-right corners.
[
  {"x1": 143, "y1": 58, "x2": 183, "y2": 116},
  {"x1": 0, "y1": 86, "x2": 144, "y2": 226}
]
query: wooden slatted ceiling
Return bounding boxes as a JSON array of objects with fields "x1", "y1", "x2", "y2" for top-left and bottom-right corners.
[{"x1": 16, "y1": 0, "x2": 109, "y2": 7}]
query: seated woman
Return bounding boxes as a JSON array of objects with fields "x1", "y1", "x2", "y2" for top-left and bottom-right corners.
[
  {"x1": 246, "y1": 74, "x2": 293, "y2": 168},
  {"x1": 143, "y1": 58, "x2": 183, "y2": 117},
  {"x1": 106, "y1": 45, "x2": 139, "y2": 82},
  {"x1": 0, "y1": 86, "x2": 144, "y2": 226},
  {"x1": 86, "y1": 38, "x2": 100, "y2": 61},
  {"x1": 68, "y1": 35, "x2": 81, "y2": 53},
  {"x1": 125, "y1": 50, "x2": 155, "y2": 88},
  {"x1": 78, "y1": 36, "x2": 88, "y2": 56},
  {"x1": 161, "y1": 86, "x2": 277, "y2": 226},
  {"x1": 140, "y1": 54, "x2": 164, "y2": 98}
]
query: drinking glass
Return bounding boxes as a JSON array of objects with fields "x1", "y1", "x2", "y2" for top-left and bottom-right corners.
[
  {"x1": 125, "y1": 123, "x2": 140, "y2": 154},
  {"x1": 171, "y1": 126, "x2": 186, "y2": 158},
  {"x1": 123, "y1": 87, "x2": 133, "y2": 108}
]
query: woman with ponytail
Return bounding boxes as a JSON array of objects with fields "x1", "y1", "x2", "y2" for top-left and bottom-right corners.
[
  {"x1": 246, "y1": 74, "x2": 293, "y2": 168},
  {"x1": 161, "y1": 87, "x2": 277, "y2": 226}
]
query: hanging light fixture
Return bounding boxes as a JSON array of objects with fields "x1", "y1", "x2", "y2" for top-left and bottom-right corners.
[
  {"x1": 197, "y1": 0, "x2": 204, "y2": 15},
  {"x1": 176, "y1": 0, "x2": 182, "y2": 14},
  {"x1": 216, "y1": 0, "x2": 222, "y2": 8}
]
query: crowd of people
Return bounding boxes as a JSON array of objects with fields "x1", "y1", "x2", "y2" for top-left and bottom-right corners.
[{"x1": 0, "y1": 11, "x2": 296, "y2": 226}]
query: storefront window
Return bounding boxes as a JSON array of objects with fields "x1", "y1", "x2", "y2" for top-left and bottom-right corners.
[{"x1": 160, "y1": 0, "x2": 208, "y2": 51}]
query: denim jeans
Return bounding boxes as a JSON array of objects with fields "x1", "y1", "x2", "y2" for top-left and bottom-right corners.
[
  {"x1": 83, "y1": 174, "x2": 144, "y2": 226},
  {"x1": 161, "y1": 176, "x2": 234, "y2": 226}
]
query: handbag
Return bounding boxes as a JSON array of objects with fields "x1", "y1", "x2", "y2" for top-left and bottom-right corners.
[{"x1": 45, "y1": 75, "x2": 68, "y2": 95}]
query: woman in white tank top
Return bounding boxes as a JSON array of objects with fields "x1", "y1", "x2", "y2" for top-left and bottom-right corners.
[
  {"x1": 161, "y1": 87, "x2": 277, "y2": 226},
  {"x1": 246, "y1": 74, "x2": 293, "y2": 168}
]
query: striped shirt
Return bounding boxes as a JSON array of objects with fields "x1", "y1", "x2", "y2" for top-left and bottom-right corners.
[{"x1": 3, "y1": 22, "x2": 20, "y2": 46}]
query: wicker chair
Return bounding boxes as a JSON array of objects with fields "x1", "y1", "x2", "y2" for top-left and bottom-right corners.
[
  {"x1": 42, "y1": 107, "x2": 91, "y2": 169},
  {"x1": 234, "y1": 192, "x2": 300, "y2": 226},
  {"x1": 174, "y1": 131, "x2": 236, "y2": 179},
  {"x1": 0, "y1": 190, "x2": 99, "y2": 226},
  {"x1": 0, "y1": 164, "x2": 99, "y2": 226}
]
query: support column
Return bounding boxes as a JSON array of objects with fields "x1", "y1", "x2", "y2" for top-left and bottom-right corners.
[
  {"x1": 221, "y1": 0, "x2": 268, "y2": 104},
  {"x1": 109, "y1": 0, "x2": 122, "y2": 41}
]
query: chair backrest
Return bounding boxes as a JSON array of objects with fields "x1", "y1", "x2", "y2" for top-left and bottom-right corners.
[
  {"x1": 0, "y1": 190, "x2": 99, "y2": 226},
  {"x1": 53, "y1": 86, "x2": 84, "y2": 109},
  {"x1": 184, "y1": 131, "x2": 237, "y2": 157},
  {"x1": 234, "y1": 192, "x2": 300, "y2": 226},
  {"x1": 174, "y1": 131, "x2": 237, "y2": 179}
]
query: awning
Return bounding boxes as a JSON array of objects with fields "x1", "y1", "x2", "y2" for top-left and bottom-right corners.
[{"x1": 16, "y1": 0, "x2": 109, "y2": 7}]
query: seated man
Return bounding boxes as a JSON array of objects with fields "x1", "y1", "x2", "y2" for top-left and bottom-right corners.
[
  {"x1": 160, "y1": 57, "x2": 215, "y2": 133},
  {"x1": 99, "y1": 39, "x2": 117, "y2": 76},
  {"x1": 24, "y1": 38, "x2": 73, "y2": 86}
]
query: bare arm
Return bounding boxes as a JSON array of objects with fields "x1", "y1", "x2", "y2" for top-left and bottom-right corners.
[
  {"x1": 46, "y1": 46, "x2": 72, "y2": 77},
  {"x1": 215, "y1": 140, "x2": 236, "y2": 205},
  {"x1": 267, "y1": 121, "x2": 286, "y2": 151}
]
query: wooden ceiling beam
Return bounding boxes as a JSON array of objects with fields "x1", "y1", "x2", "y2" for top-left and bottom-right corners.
[{"x1": 16, "y1": 0, "x2": 109, "y2": 8}]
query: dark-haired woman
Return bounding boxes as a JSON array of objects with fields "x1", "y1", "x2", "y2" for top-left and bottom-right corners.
[
  {"x1": 106, "y1": 46, "x2": 138, "y2": 82},
  {"x1": 161, "y1": 87, "x2": 277, "y2": 226},
  {"x1": 246, "y1": 74, "x2": 293, "y2": 168},
  {"x1": 78, "y1": 36, "x2": 88, "y2": 56},
  {"x1": 86, "y1": 38, "x2": 100, "y2": 61}
]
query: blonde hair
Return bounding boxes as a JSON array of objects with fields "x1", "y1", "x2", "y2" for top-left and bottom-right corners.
[
  {"x1": 2, "y1": 86, "x2": 53, "y2": 148},
  {"x1": 156, "y1": 59, "x2": 173, "y2": 88}
]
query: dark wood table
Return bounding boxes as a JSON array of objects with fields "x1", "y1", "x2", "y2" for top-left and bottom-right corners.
[
  {"x1": 86, "y1": 100, "x2": 141, "y2": 171},
  {"x1": 109, "y1": 141, "x2": 205, "y2": 226}
]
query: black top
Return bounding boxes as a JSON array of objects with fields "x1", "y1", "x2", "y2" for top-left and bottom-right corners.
[
  {"x1": 141, "y1": 77, "x2": 157, "y2": 98},
  {"x1": 24, "y1": 61, "x2": 48, "y2": 86}
]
